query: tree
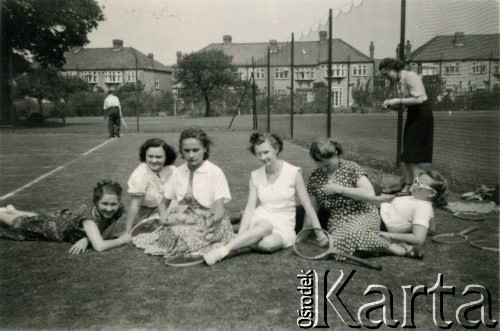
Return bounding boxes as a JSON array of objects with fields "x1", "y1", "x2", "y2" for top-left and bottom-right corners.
[
  {"x1": 1, "y1": 0, "x2": 104, "y2": 123},
  {"x1": 177, "y1": 49, "x2": 236, "y2": 117},
  {"x1": 14, "y1": 67, "x2": 89, "y2": 122}
]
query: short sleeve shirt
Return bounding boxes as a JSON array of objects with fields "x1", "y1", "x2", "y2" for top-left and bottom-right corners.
[
  {"x1": 380, "y1": 196, "x2": 434, "y2": 233},
  {"x1": 127, "y1": 163, "x2": 176, "y2": 208},
  {"x1": 164, "y1": 160, "x2": 231, "y2": 209},
  {"x1": 397, "y1": 70, "x2": 428, "y2": 101}
]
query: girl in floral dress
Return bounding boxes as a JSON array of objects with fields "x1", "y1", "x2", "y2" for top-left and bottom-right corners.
[
  {"x1": 132, "y1": 128, "x2": 235, "y2": 257},
  {"x1": 0, "y1": 180, "x2": 131, "y2": 253}
]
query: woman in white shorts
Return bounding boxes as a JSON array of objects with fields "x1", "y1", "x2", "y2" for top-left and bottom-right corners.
[{"x1": 204, "y1": 132, "x2": 326, "y2": 265}]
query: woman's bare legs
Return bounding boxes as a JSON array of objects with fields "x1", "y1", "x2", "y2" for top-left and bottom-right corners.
[
  {"x1": 204, "y1": 219, "x2": 284, "y2": 265},
  {"x1": 0, "y1": 205, "x2": 38, "y2": 227}
]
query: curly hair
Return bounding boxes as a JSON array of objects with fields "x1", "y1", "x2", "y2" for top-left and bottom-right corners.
[
  {"x1": 309, "y1": 138, "x2": 343, "y2": 162},
  {"x1": 139, "y1": 138, "x2": 177, "y2": 166},
  {"x1": 179, "y1": 128, "x2": 212, "y2": 160},
  {"x1": 424, "y1": 169, "x2": 448, "y2": 208},
  {"x1": 378, "y1": 57, "x2": 405, "y2": 72},
  {"x1": 93, "y1": 180, "x2": 123, "y2": 205},
  {"x1": 248, "y1": 132, "x2": 283, "y2": 155}
]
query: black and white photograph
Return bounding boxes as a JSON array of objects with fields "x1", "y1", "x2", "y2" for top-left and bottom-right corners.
[{"x1": 0, "y1": 0, "x2": 498, "y2": 329}]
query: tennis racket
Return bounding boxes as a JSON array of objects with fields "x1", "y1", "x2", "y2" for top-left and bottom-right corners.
[
  {"x1": 164, "y1": 255, "x2": 205, "y2": 267},
  {"x1": 131, "y1": 216, "x2": 163, "y2": 237},
  {"x1": 432, "y1": 226, "x2": 479, "y2": 244},
  {"x1": 294, "y1": 228, "x2": 383, "y2": 270},
  {"x1": 470, "y1": 237, "x2": 499, "y2": 252},
  {"x1": 453, "y1": 212, "x2": 487, "y2": 221}
]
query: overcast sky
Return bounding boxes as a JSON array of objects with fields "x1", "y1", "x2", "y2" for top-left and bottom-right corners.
[{"x1": 87, "y1": 0, "x2": 499, "y2": 65}]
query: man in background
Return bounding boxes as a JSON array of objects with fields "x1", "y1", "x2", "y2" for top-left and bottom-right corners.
[{"x1": 103, "y1": 90, "x2": 122, "y2": 138}]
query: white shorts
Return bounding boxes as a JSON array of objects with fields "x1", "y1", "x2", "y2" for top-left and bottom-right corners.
[{"x1": 250, "y1": 207, "x2": 296, "y2": 248}]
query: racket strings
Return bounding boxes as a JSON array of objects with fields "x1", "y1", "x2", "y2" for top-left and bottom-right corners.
[{"x1": 294, "y1": 229, "x2": 331, "y2": 259}]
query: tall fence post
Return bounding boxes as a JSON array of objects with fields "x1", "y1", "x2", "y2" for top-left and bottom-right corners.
[
  {"x1": 346, "y1": 55, "x2": 351, "y2": 109},
  {"x1": 252, "y1": 57, "x2": 257, "y2": 130},
  {"x1": 134, "y1": 51, "x2": 140, "y2": 133},
  {"x1": 267, "y1": 47, "x2": 271, "y2": 133},
  {"x1": 396, "y1": 0, "x2": 406, "y2": 167},
  {"x1": 327, "y1": 8, "x2": 333, "y2": 138},
  {"x1": 290, "y1": 33, "x2": 295, "y2": 139}
]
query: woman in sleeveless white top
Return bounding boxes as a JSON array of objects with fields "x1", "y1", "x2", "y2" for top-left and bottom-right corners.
[{"x1": 204, "y1": 133, "x2": 326, "y2": 266}]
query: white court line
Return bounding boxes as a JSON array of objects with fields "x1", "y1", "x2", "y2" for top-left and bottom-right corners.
[{"x1": 0, "y1": 139, "x2": 115, "y2": 201}]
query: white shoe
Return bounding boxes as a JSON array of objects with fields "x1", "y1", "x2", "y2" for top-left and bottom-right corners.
[{"x1": 204, "y1": 247, "x2": 229, "y2": 266}]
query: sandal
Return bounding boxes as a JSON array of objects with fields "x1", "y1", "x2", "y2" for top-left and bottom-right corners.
[{"x1": 404, "y1": 246, "x2": 424, "y2": 259}]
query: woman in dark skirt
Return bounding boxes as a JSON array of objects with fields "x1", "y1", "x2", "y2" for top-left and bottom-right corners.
[{"x1": 380, "y1": 58, "x2": 434, "y2": 195}]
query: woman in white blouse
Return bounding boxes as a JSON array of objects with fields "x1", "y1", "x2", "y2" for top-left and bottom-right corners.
[
  {"x1": 125, "y1": 138, "x2": 177, "y2": 232},
  {"x1": 135, "y1": 128, "x2": 235, "y2": 257}
]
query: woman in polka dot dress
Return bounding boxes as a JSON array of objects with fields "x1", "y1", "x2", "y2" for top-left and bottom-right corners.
[{"x1": 306, "y1": 138, "x2": 424, "y2": 259}]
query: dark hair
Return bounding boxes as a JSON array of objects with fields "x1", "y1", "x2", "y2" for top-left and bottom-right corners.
[
  {"x1": 424, "y1": 169, "x2": 448, "y2": 208},
  {"x1": 378, "y1": 57, "x2": 405, "y2": 72},
  {"x1": 309, "y1": 138, "x2": 343, "y2": 162},
  {"x1": 139, "y1": 138, "x2": 177, "y2": 166},
  {"x1": 107, "y1": 90, "x2": 114, "y2": 95},
  {"x1": 93, "y1": 180, "x2": 123, "y2": 205},
  {"x1": 248, "y1": 132, "x2": 283, "y2": 155},
  {"x1": 179, "y1": 128, "x2": 212, "y2": 160}
]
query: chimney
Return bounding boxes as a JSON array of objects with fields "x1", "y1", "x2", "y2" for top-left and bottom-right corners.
[
  {"x1": 405, "y1": 40, "x2": 412, "y2": 56},
  {"x1": 269, "y1": 39, "x2": 278, "y2": 53},
  {"x1": 319, "y1": 31, "x2": 328, "y2": 42},
  {"x1": 147, "y1": 53, "x2": 154, "y2": 67},
  {"x1": 454, "y1": 32, "x2": 465, "y2": 46},
  {"x1": 112, "y1": 39, "x2": 123, "y2": 51},
  {"x1": 223, "y1": 35, "x2": 232, "y2": 48},
  {"x1": 176, "y1": 51, "x2": 182, "y2": 63},
  {"x1": 369, "y1": 41, "x2": 374, "y2": 60}
]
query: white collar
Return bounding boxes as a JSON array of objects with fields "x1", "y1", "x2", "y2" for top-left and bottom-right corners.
[{"x1": 179, "y1": 160, "x2": 210, "y2": 174}]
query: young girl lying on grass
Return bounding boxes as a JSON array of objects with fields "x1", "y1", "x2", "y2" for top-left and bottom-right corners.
[
  {"x1": 0, "y1": 180, "x2": 131, "y2": 254},
  {"x1": 376, "y1": 170, "x2": 448, "y2": 252}
]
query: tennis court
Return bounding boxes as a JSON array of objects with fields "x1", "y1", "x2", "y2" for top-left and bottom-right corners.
[{"x1": 0, "y1": 117, "x2": 498, "y2": 329}]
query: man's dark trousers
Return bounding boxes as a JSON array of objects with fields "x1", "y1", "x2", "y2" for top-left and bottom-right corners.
[{"x1": 107, "y1": 107, "x2": 121, "y2": 137}]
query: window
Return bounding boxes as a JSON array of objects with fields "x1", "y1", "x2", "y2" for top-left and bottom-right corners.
[
  {"x1": 494, "y1": 62, "x2": 499, "y2": 75},
  {"x1": 253, "y1": 68, "x2": 265, "y2": 80},
  {"x1": 332, "y1": 87, "x2": 342, "y2": 107},
  {"x1": 421, "y1": 63, "x2": 439, "y2": 76},
  {"x1": 325, "y1": 65, "x2": 346, "y2": 78},
  {"x1": 295, "y1": 68, "x2": 314, "y2": 80},
  {"x1": 352, "y1": 64, "x2": 367, "y2": 76},
  {"x1": 275, "y1": 68, "x2": 289, "y2": 79},
  {"x1": 80, "y1": 71, "x2": 98, "y2": 83},
  {"x1": 471, "y1": 62, "x2": 487, "y2": 74},
  {"x1": 444, "y1": 62, "x2": 459, "y2": 75},
  {"x1": 104, "y1": 71, "x2": 123, "y2": 83},
  {"x1": 154, "y1": 77, "x2": 160, "y2": 89},
  {"x1": 62, "y1": 71, "x2": 77, "y2": 77},
  {"x1": 127, "y1": 71, "x2": 137, "y2": 82}
]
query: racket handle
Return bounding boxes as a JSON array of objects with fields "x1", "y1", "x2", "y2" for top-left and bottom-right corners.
[
  {"x1": 336, "y1": 251, "x2": 383, "y2": 270},
  {"x1": 460, "y1": 226, "x2": 479, "y2": 235}
]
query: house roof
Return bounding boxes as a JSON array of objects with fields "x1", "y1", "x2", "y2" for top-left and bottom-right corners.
[
  {"x1": 409, "y1": 33, "x2": 499, "y2": 62},
  {"x1": 200, "y1": 39, "x2": 372, "y2": 67},
  {"x1": 199, "y1": 42, "x2": 287, "y2": 66},
  {"x1": 63, "y1": 47, "x2": 172, "y2": 72}
]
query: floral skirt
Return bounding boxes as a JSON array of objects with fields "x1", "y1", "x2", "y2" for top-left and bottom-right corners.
[{"x1": 133, "y1": 215, "x2": 235, "y2": 257}]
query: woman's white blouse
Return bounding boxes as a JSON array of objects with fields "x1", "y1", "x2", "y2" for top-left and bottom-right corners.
[
  {"x1": 397, "y1": 70, "x2": 428, "y2": 100},
  {"x1": 127, "y1": 163, "x2": 176, "y2": 208},
  {"x1": 164, "y1": 160, "x2": 231, "y2": 209}
]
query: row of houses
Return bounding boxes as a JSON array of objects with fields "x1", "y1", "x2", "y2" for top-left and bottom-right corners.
[{"x1": 61, "y1": 32, "x2": 499, "y2": 108}]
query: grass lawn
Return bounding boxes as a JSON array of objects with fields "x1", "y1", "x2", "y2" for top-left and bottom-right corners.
[{"x1": 0, "y1": 117, "x2": 498, "y2": 329}]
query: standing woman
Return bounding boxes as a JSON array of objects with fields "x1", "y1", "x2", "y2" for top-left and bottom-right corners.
[
  {"x1": 134, "y1": 128, "x2": 235, "y2": 257},
  {"x1": 125, "y1": 138, "x2": 177, "y2": 232},
  {"x1": 380, "y1": 58, "x2": 433, "y2": 195},
  {"x1": 204, "y1": 133, "x2": 326, "y2": 266}
]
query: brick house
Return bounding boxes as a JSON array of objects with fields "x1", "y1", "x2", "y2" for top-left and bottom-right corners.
[
  {"x1": 199, "y1": 32, "x2": 374, "y2": 108},
  {"x1": 62, "y1": 39, "x2": 173, "y2": 93},
  {"x1": 408, "y1": 32, "x2": 500, "y2": 92}
]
